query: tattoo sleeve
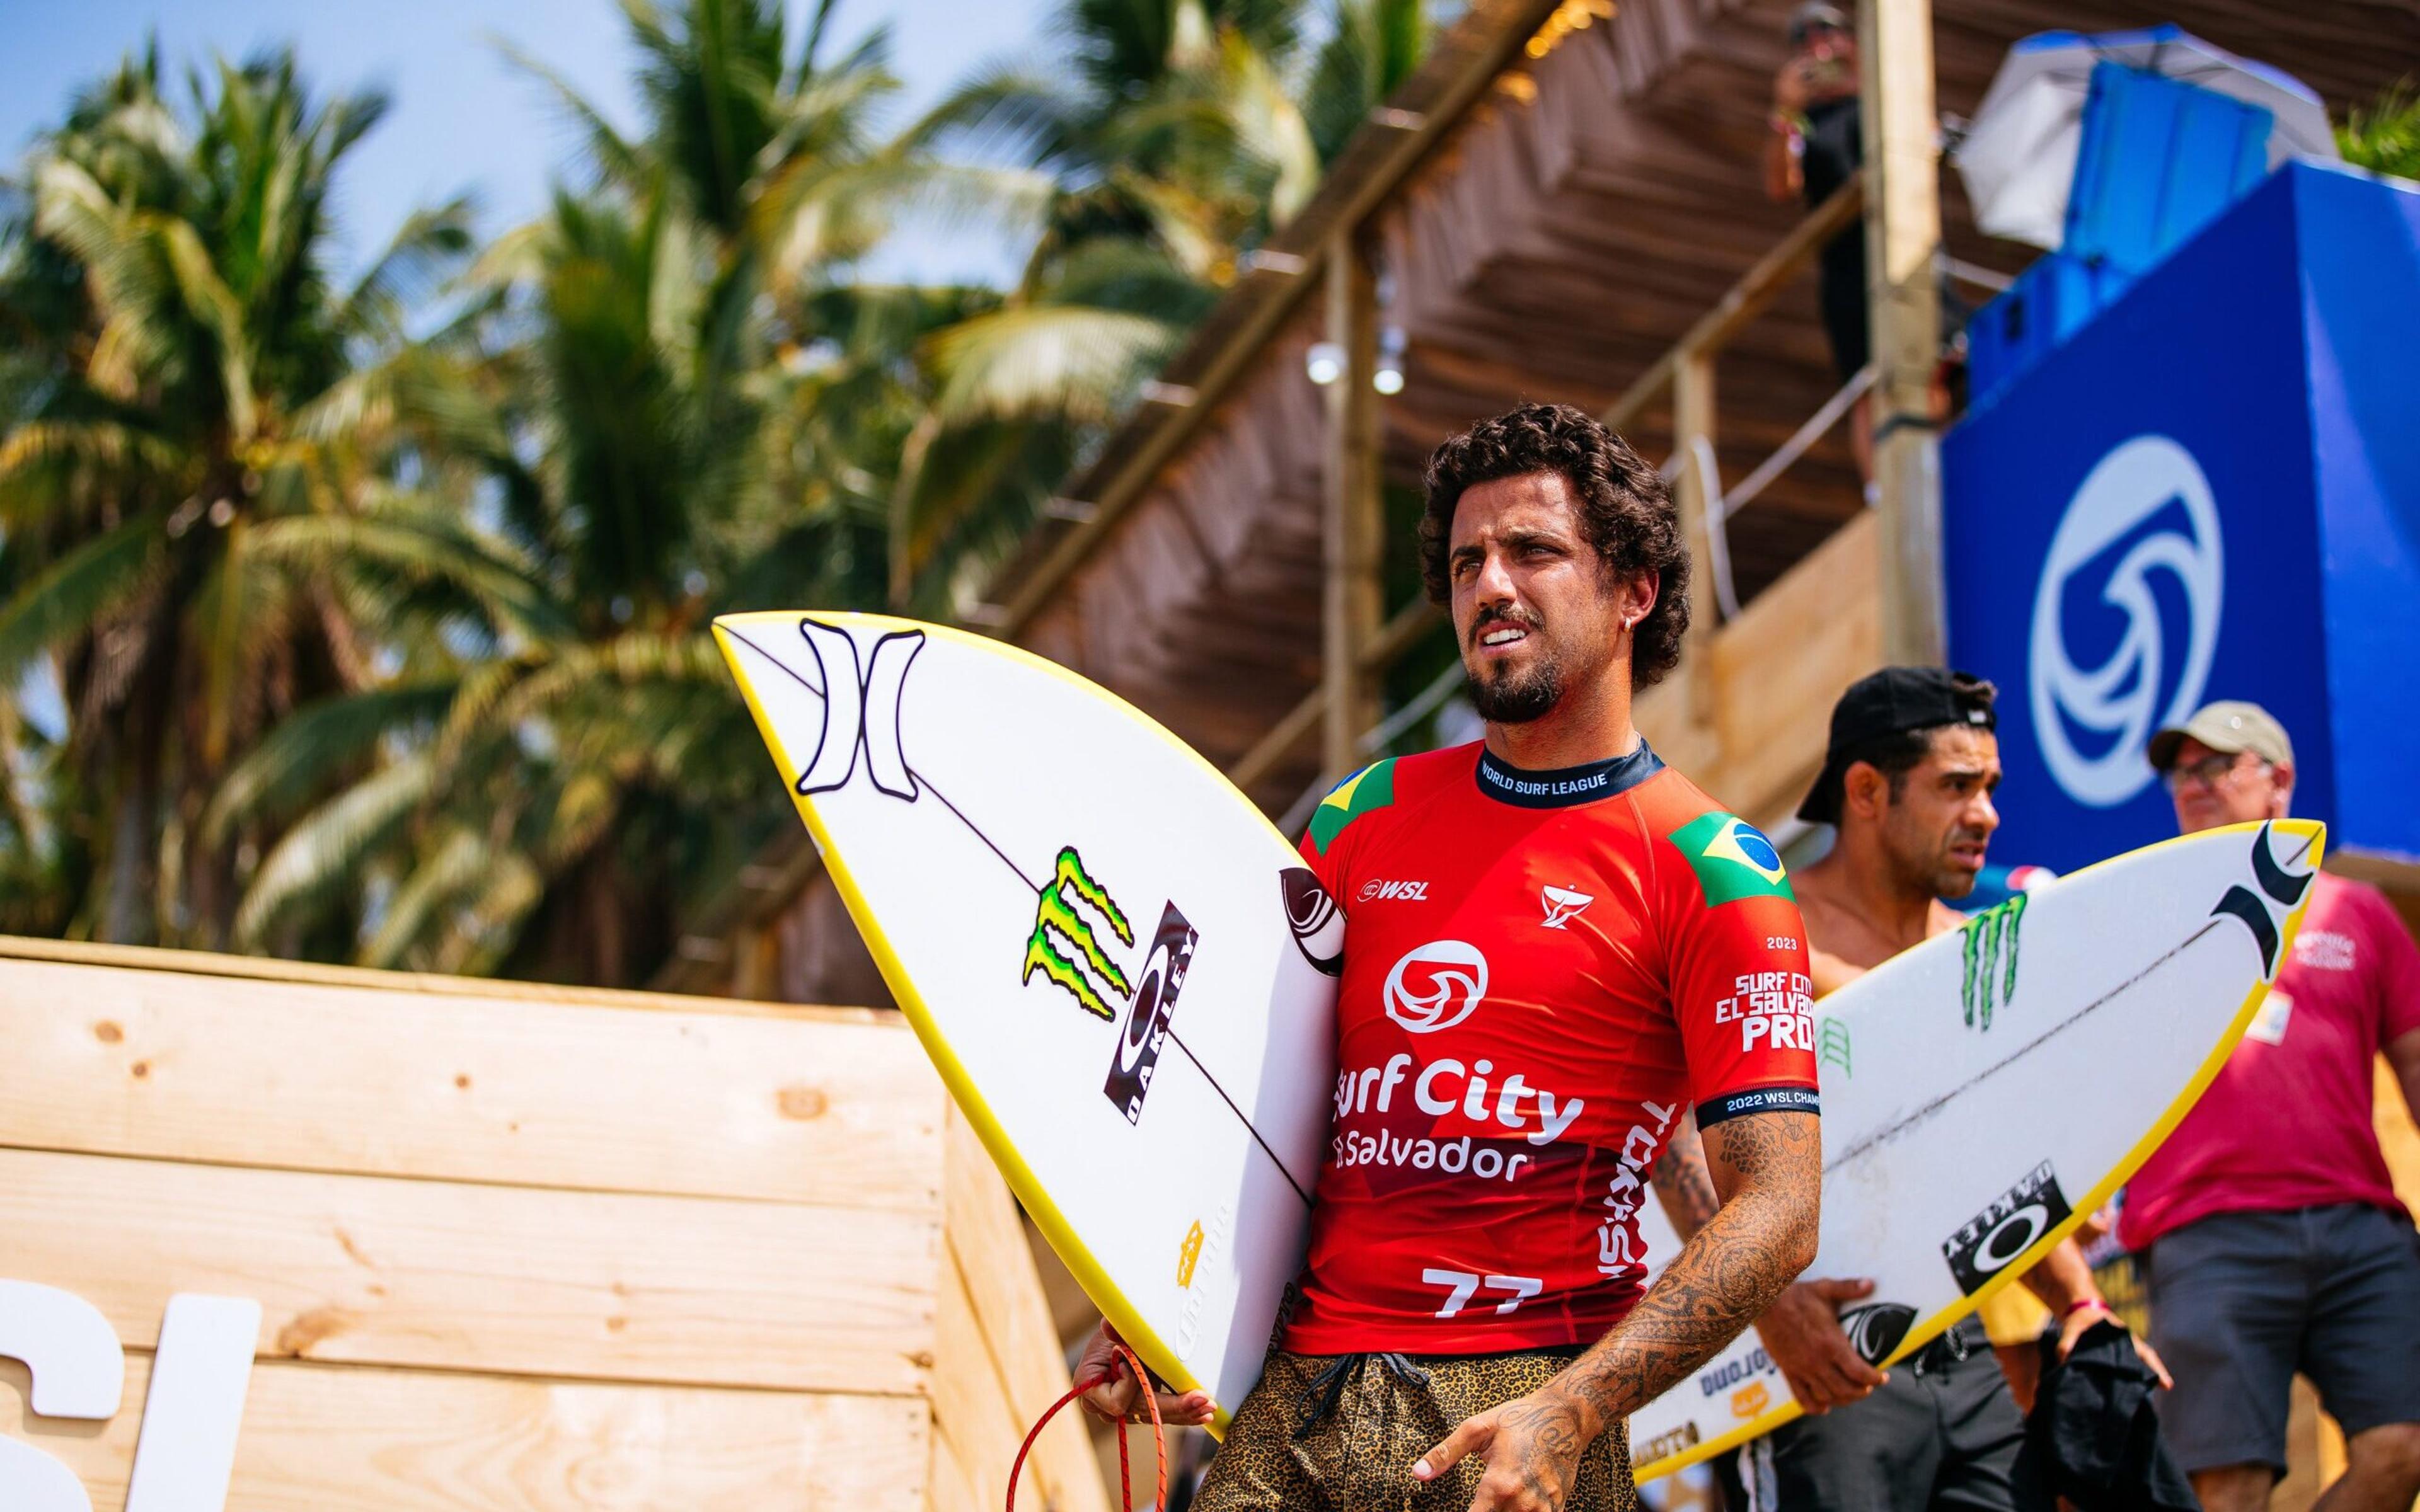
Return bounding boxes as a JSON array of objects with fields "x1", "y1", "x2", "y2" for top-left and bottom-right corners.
[
  {"x1": 1648, "y1": 1112, "x2": 1720, "y2": 1240},
  {"x1": 1544, "y1": 1108, "x2": 1821, "y2": 1436}
]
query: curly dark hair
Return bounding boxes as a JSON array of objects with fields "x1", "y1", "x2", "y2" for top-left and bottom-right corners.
[{"x1": 1419, "y1": 403, "x2": 1691, "y2": 689}]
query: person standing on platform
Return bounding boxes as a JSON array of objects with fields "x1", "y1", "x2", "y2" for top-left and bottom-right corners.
[
  {"x1": 2127, "y1": 701, "x2": 2420, "y2": 1512},
  {"x1": 1763, "y1": 2, "x2": 1874, "y2": 482},
  {"x1": 1661, "y1": 668, "x2": 2166, "y2": 1512},
  {"x1": 1075, "y1": 404, "x2": 1827, "y2": 1512}
]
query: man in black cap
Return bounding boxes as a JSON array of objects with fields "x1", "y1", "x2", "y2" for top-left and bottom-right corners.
[{"x1": 1656, "y1": 668, "x2": 2165, "y2": 1512}]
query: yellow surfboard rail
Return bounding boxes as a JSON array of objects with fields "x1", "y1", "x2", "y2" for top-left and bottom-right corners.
[
  {"x1": 718, "y1": 609, "x2": 2324, "y2": 1465},
  {"x1": 1642, "y1": 816, "x2": 2327, "y2": 1480},
  {"x1": 715, "y1": 610, "x2": 1308, "y2": 1437}
]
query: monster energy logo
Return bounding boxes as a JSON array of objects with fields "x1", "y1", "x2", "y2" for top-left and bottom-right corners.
[
  {"x1": 1817, "y1": 1016, "x2": 1852, "y2": 1077},
  {"x1": 1022, "y1": 847, "x2": 1134, "y2": 1020},
  {"x1": 1960, "y1": 893, "x2": 2027, "y2": 1030}
]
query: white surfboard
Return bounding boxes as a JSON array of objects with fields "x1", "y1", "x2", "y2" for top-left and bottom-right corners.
[
  {"x1": 715, "y1": 612, "x2": 1339, "y2": 1430},
  {"x1": 1625, "y1": 817, "x2": 2325, "y2": 1480}
]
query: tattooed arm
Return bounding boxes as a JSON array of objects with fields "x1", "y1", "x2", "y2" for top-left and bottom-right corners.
[
  {"x1": 1411, "y1": 1110, "x2": 1821, "y2": 1511},
  {"x1": 1651, "y1": 1114, "x2": 1885, "y2": 1416}
]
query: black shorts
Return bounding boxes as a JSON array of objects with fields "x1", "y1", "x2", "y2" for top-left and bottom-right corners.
[
  {"x1": 1193, "y1": 1345, "x2": 1636, "y2": 1512},
  {"x1": 1715, "y1": 1318, "x2": 2051, "y2": 1512},
  {"x1": 2142, "y1": 1203, "x2": 2420, "y2": 1476}
]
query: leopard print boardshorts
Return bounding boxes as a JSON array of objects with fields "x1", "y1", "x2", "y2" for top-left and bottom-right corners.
[{"x1": 1190, "y1": 1346, "x2": 1639, "y2": 1512}]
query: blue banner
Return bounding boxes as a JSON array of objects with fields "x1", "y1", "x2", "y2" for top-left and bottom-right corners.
[{"x1": 1945, "y1": 167, "x2": 2334, "y2": 874}]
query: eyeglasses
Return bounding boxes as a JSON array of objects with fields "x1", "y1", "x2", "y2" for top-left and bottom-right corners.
[{"x1": 2164, "y1": 752, "x2": 2259, "y2": 793}]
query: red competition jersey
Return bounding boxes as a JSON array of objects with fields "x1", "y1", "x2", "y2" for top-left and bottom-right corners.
[{"x1": 1284, "y1": 740, "x2": 1818, "y2": 1354}]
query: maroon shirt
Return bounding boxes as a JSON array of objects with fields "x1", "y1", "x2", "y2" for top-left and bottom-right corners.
[{"x1": 2121, "y1": 872, "x2": 2420, "y2": 1250}]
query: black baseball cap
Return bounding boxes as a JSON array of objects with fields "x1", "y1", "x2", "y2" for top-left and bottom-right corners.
[{"x1": 1796, "y1": 667, "x2": 1999, "y2": 825}]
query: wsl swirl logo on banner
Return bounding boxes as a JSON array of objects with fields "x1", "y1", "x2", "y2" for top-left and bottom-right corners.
[{"x1": 2029, "y1": 436, "x2": 2224, "y2": 808}]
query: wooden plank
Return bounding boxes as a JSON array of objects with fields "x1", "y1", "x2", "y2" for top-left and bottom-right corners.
[
  {"x1": 1, "y1": 1353, "x2": 928, "y2": 1512},
  {"x1": 943, "y1": 1109, "x2": 1110, "y2": 1512},
  {"x1": 1324, "y1": 233, "x2": 1386, "y2": 779},
  {"x1": 0, "y1": 934, "x2": 881, "y2": 1026},
  {"x1": 931, "y1": 1269, "x2": 1038, "y2": 1512},
  {"x1": 0, "y1": 954, "x2": 945, "y2": 1211},
  {"x1": 1707, "y1": 514, "x2": 1881, "y2": 822},
  {"x1": 0, "y1": 1148, "x2": 939, "y2": 1396},
  {"x1": 1858, "y1": 0, "x2": 1947, "y2": 663}
]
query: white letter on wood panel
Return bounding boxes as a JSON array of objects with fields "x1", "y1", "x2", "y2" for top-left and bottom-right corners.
[
  {"x1": 123, "y1": 1295, "x2": 261, "y2": 1512},
  {"x1": 0, "y1": 1278, "x2": 123, "y2": 1512}
]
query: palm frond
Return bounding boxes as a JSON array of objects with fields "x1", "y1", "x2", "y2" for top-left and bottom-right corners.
[
  {"x1": 233, "y1": 750, "x2": 435, "y2": 946},
  {"x1": 0, "y1": 508, "x2": 166, "y2": 680},
  {"x1": 926, "y1": 302, "x2": 1182, "y2": 425},
  {"x1": 204, "y1": 679, "x2": 456, "y2": 840}
]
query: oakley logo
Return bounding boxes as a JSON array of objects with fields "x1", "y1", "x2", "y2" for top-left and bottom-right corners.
[
  {"x1": 1383, "y1": 941, "x2": 1489, "y2": 1034},
  {"x1": 1359, "y1": 879, "x2": 1429, "y2": 902},
  {"x1": 2029, "y1": 436, "x2": 2223, "y2": 808},
  {"x1": 794, "y1": 619, "x2": 925, "y2": 801},
  {"x1": 1540, "y1": 885, "x2": 1594, "y2": 929}
]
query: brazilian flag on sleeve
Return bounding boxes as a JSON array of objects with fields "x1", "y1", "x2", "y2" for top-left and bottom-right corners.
[{"x1": 1668, "y1": 812, "x2": 1795, "y2": 905}]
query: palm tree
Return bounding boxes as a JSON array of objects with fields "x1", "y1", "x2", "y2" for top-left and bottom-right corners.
[
  {"x1": 0, "y1": 47, "x2": 537, "y2": 946},
  {"x1": 210, "y1": 0, "x2": 965, "y2": 983},
  {"x1": 886, "y1": 0, "x2": 1433, "y2": 614},
  {"x1": 2339, "y1": 82, "x2": 2420, "y2": 180}
]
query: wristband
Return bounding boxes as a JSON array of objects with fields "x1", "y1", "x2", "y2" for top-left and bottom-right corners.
[{"x1": 2065, "y1": 1298, "x2": 2112, "y2": 1317}]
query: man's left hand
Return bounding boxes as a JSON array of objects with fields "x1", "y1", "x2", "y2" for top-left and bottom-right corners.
[
  {"x1": 2057, "y1": 1305, "x2": 2174, "y2": 1389},
  {"x1": 1412, "y1": 1387, "x2": 1596, "y2": 1512}
]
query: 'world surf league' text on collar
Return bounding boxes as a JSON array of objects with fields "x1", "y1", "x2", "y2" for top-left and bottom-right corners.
[{"x1": 1475, "y1": 742, "x2": 1666, "y2": 808}]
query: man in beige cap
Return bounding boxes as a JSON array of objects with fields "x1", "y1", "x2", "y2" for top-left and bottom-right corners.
[{"x1": 2125, "y1": 701, "x2": 2420, "y2": 1512}]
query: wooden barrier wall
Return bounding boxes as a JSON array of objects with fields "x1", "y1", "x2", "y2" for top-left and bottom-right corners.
[{"x1": 0, "y1": 937, "x2": 1106, "y2": 1512}]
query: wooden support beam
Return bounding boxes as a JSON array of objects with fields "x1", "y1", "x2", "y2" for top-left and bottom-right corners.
[
  {"x1": 1671, "y1": 349, "x2": 1721, "y2": 727},
  {"x1": 1323, "y1": 236, "x2": 1385, "y2": 779},
  {"x1": 1859, "y1": 0, "x2": 1947, "y2": 664},
  {"x1": 1229, "y1": 598, "x2": 1443, "y2": 797}
]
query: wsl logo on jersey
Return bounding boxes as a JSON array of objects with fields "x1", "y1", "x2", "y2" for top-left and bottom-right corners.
[{"x1": 1666, "y1": 813, "x2": 1794, "y2": 906}]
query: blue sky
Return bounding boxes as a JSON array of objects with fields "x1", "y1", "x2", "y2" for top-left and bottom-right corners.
[{"x1": 0, "y1": 0, "x2": 1050, "y2": 286}]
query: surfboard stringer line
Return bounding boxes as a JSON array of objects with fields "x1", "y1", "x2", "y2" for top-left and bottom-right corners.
[
  {"x1": 716, "y1": 612, "x2": 1313, "y2": 1438},
  {"x1": 1639, "y1": 818, "x2": 2327, "y2": 1481}
]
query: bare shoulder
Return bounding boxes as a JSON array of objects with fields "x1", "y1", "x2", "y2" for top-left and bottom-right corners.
[{"x1": 1924, "y1": 900, "x2": 1968, "y2": 939}]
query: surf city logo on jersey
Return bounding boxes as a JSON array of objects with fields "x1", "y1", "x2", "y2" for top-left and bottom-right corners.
[
  {"x1": 1714, "y1": 971, "x2": 1814, "y2": 1055},
  {"x1": 1942, "y1": 1160, "x2": 2072, "y2": 1295},
  {"x1": 1383, "y1": 940, "x2": 1488, "y2": 1033},
  {"x1": 1667, "y1": 813, "x2": 1794, "y2": 906},
  {"x1": 1540, "y1": 885, "x2": 1594, "y2": 929},
  {"x1": 1959, "y1": 893, "x2": 2027, "y2": 1031}
]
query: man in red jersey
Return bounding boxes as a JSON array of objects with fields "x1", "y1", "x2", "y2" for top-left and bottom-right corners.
[
  {"x1": 2124, "y1": 701, "x2": 2420, "y2": 1512},
  {"x1": 1078, "y1": 403, "x2": 1823, "y2": 1512}
]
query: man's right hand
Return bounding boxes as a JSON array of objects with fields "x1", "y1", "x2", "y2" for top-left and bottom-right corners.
[
  {"x1": 1773, "y1": 57, "x2": 1814, "y2": 115},
  {"x1": 1754, "y1": 1277, "x2": 1888, "y2": 1414},
  {"x1": 1074, "y1": 1322, "x2": 1216, "y2": 1427}
]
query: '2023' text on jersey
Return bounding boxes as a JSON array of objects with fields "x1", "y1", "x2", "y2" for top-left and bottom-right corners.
[{"x1": 1285, "y1": 742, "x2": 1819, "y2": 1353}]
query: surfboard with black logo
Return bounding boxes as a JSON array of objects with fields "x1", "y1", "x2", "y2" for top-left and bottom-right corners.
[
  {"x1": 714, "y1": 611, "x2": 1339, "y2": 1432},
  {"x1": 1623, "y1": 817, "x2": 2325, "y2": 1479}
]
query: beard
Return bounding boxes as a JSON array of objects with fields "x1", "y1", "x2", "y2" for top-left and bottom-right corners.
[{"x1": 1467, "y1": 653, "x2": 1564, "y2": 723}]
